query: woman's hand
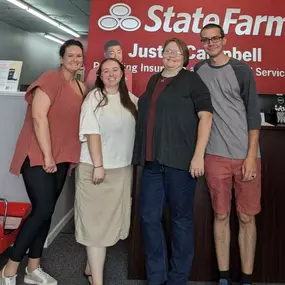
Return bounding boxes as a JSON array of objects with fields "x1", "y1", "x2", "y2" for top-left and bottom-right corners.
[
  {"x1": 43, "y1": 155, "x2": 57, "y2": 173},
  {"x1": 189, "y1": 155, "x2": 204, "y2": 178},
  {"x1": 92, "y1": 166, "x2": 105, "y2": 185},
  {"x1": 190, "y1": 111, "x2": 212, "y2": 178}
]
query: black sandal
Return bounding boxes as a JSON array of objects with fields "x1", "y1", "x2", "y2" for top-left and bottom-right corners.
[
  {"x1": 83, "y1": 272, "x2": 92, "y2": 284},
  {"x1": 83, "y1": 272, "x2": 92, "y2": 278}
]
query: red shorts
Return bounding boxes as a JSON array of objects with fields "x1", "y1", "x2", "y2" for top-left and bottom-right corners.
[{"x1": 204, "y1": 154, "x2": 261, "y2": 215}]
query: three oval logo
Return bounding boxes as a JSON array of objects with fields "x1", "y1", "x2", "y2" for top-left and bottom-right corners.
[{"x1": 98, "y1": 3, "x2": 141, "y2": 32}]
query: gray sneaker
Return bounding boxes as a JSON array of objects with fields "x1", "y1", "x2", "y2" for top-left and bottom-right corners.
[
  {"x1": 0, "y1": 266, "x2": 17, "y2": 285},
  {"x1": 24, "y1": 267, "x2": 57, "y2": 285}
]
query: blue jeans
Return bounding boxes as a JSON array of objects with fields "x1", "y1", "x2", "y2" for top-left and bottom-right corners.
[{"x1": 140, "y1": 162, "x2": 197, "y2": 285}]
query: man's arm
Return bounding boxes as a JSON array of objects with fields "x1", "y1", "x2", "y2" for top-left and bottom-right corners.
[
  {"x1": 242, "y1": 129, "x2": 260, "y2": 181},
  {"x1": 239, "y1": 64, "x2": 261, "y2": 181}
]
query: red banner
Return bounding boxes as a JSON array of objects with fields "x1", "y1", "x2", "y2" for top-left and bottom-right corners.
[{"x1": 86, "y1": 0, "x2": 285, "y2": 96}]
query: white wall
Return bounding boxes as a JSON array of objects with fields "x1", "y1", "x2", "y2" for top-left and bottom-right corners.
[
  {"x1": 0, "y1": 93, "x2": 28, "y2": 202},
  {"x1": 0, "y1": 93, "x2": 75, "y2": 246},
  {"x1": 0, "y1": 21, "x2": 60, "y2": 86}
]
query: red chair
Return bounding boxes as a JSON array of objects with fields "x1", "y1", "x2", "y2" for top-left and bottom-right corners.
[{"x1": 0, "y1": 198, "x2": 31, "y2": 254}]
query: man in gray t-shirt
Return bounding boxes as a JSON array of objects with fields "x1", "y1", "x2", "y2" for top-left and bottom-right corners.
[{"x1": 194, "y1": 24, "x2": 261, "y2": 285}]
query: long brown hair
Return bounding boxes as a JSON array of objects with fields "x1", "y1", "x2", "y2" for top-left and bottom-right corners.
[{"x1": 94, "y1": 58, "x2": 137, "y2": 119}]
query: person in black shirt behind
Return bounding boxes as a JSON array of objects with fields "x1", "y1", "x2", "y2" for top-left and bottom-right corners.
[{"x1": 132, "y1": 38, "x2": 213, "y2": 285}]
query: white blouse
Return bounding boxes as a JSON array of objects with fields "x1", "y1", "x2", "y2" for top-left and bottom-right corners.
[{"x1": 79, "y1": 88, "x2": 138, "y2": 169}]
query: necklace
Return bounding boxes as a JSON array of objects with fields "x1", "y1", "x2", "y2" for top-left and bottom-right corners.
[
  {"x1": 161, "y1": 68, "x2": 182, "y2": 81},
  {"x1": 160, "y1": 72, "x2": 177, "y2": 82}
]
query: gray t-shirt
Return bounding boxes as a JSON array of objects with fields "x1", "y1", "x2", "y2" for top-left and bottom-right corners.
[{"x1": 195, "y1": 58, "x2": 261, "y2": 159}]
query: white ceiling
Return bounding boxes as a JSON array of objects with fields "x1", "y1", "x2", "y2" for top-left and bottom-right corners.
[{"x1": 0, "y1": 0, "x2": 90, "y2": 40}]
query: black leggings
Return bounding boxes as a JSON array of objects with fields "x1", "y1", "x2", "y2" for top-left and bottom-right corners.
[{"x1": 10, "y1": 157, "x2": 69, "y2": 262}]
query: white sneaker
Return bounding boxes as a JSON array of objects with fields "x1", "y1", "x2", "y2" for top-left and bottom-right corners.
[
  {"x1": 0, "y1": 266, "x2": 17, "y2": 285},
  {"x1": 24, "y1": 267, "x2": 57, "y2": 285}
]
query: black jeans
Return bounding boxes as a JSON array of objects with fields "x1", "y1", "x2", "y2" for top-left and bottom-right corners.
[{"x1": 10, "y1": 157, "x2": 69, "y2": 262}]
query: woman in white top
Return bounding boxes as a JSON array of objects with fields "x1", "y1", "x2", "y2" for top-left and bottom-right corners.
[{"x1": 75, "y1": 58, "x2": 138, "y2": 285}]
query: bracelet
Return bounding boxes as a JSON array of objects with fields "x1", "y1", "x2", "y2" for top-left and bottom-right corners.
[{"x1": 94, "y1": 165, "x2": 103, "y2": 168}]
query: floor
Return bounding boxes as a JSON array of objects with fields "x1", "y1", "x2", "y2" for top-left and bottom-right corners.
[
  {"x1": 0, "y1": 221, "x2": 146, "y2": 285},
  {"x1": 0, "y1": 221, "x2": 283, "y2": 285}
]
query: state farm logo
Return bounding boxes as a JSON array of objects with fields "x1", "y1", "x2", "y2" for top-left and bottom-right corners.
[
  {"x1": 98, "y1": 3, "x2": 141, "y2": 31},
  {"x1": 98, "y1": 4, "x2": 284, "y2": 36}
]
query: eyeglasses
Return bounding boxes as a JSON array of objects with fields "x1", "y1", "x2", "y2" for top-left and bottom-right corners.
[
  {"x1": 200, "y1": 36, "x2": 223, "y2": 45},
  {"x1": 163, "y1": 49, "x2": 183, "y2": 57}
]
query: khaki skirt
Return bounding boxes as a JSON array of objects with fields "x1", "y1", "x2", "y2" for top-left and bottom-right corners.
[{"x1": 74, "y1": 163, "x2": 133, "y2": 247}]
